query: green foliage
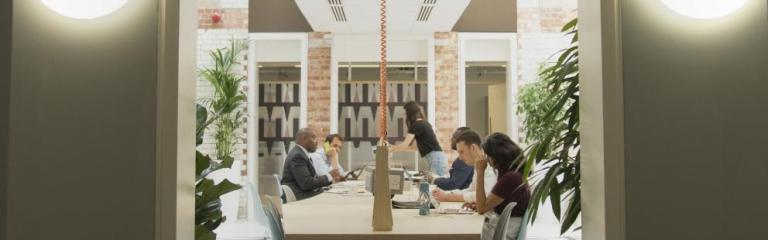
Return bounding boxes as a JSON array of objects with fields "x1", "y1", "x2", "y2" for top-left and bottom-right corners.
[
  {"x1": 200, "y1": 39, "x2": 248, "y2": 161},
  {"x1": 517, "y1": 18, "x2": 581, "y2": 234},
  {"x1": 195, "y1": 39, "x2": 247, "y2": 240}
]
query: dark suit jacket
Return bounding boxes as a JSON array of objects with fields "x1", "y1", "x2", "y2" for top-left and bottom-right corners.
[{"x1": 280, "y1": 145, "x2": 331, "y2": 201}]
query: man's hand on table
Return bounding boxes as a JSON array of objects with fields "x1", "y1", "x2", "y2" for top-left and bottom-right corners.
[{"x1": 330, "y1": 168, "x2": 345, "y2": 183}]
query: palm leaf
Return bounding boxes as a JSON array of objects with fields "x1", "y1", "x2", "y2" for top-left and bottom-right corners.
[{"x1": 517, "y1": 17, "x2": 581, "y2": 235}]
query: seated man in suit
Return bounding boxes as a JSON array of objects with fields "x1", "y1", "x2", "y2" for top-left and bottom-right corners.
[{"x1": 281, "y1": 128, "x2": 343, "y2": 202}]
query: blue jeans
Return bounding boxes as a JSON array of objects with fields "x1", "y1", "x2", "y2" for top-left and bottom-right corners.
[{"x1": 424, "y1": 151, "x2": 448, "y2": 177}]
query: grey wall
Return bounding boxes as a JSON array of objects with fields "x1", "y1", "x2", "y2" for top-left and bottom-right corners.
[
  {"x1": 0, "y1": 0, "x2": 10, "y2": 238},
  {"x1": 6, "y1": 0, "x2": 158, "y2": 239},
  {"x1": 466, "y1": 84, "x2": 489, "y2": 136},
  {"x1": 453, "y1": 0, "x2": 517, "y2": 32},
  {"x1": 621, "y1": 1, "x2": 768, "y2": 239},
  {"x1": 249, "y1": 0, "x2": 312, "y2": 32}
]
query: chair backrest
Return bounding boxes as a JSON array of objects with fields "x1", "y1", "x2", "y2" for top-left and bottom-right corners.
[
  {"x1": 264, "y1": 196, "x2": 285, "y2": 240},
  {"x1": 493, "y1": 202, "x2": 517, "y2": 240},
  {"x1": 246, "y1": 182, "x2": 270, "y2": 227},
  {"x1": 273, "y1": 174, "x2": 297, "y2": 203},
  {"x1": 515, "y1": 208, "x2": 531, "y2": 240}
]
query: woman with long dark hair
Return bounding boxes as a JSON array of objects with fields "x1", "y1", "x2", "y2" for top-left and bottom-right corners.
[
  {"x1": 389, "y1": 101, "x2": 448, "y2": 177},
  {"x1": 455, "y1": 131, "x2": 530, "y2": 239}
]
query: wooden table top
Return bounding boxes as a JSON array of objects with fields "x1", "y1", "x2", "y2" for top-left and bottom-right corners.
[{"x1": 281, "y1": 181, "x2": 485, "y2": 240}]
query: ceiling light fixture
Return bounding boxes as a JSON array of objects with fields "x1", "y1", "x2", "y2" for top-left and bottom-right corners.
[
  {"x1": 661, "y1": 0, "x2": 748, "y2": 19},
  {"x1": 41, "y1": 0, "x2": 128, "y2": 19}
]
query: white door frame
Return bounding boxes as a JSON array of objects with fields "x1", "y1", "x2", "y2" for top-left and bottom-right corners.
[
  {"x1": 246, "y1": 32, "x2": 309, "y2": 188},
  {"x1": 457, "y1": 33, "x2": 519, "y2": 140}
]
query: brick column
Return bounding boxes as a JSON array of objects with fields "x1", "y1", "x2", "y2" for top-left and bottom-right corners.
[
  {"x1": 307, "y1": 32, "x2": 333, "y2": 138},
  {"x1": 516, "y1": 0, "x2": 578, "y2": 83},
  {"x1": 434, "y1": 32, "x2": 460, "y2": 155}
]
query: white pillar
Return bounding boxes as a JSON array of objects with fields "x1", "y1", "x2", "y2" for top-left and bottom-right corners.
[
  {"x1": 246, "y1": 39, "x2": 259, "y2": 187},
  {"x1": 330, "y1": 34, "x2": 339, "y2": 133},
  {"x1": 506, "y1": 35, "x2": 519, "y2": 142},
  {"x1": 457, "y1": 35, "x2": 467, "y2": 127},
  {"x1": 299, "y1": 34, "x2": 309, "y2": 128},
  {"x1": 427, "y1": 36, "x2": 436, "y2": 126}
]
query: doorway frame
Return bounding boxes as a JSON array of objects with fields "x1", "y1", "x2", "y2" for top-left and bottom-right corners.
[{"x1": 457, "y1": 33, "x2": 519, "y2": 140}]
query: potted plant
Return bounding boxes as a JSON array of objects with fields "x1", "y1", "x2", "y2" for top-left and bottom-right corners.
[
  {"x1": 517, "y1": 18, "x2": 581, "y2": 234},
  {"x1": 195, "y1": 39, "x2": 247, "y2": 240}
]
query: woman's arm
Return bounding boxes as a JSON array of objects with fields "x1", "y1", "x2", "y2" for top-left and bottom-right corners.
[
  {"x1": 432, "y1": 189, "x2": 467, "y2": 202},
  {"x1": 390, "y1": 134, "x2": 418, "y2": 152},
  {"x1": 474, "y1": 156, "x2": 504, "y2": 214}
]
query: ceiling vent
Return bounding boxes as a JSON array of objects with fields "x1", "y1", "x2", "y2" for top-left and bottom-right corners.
[
  {"x1": 328, "y1": 0, "x2": 347, "y2": 22},
  {"x1": 417, "y1": 0, "x2": 437, "y2": 22}
]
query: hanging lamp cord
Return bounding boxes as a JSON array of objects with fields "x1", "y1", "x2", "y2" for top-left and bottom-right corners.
[{"x1": 379, "y1": 0, "x2": 388, "y2": 140}]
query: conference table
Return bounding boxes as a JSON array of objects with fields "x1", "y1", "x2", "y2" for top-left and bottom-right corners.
[{"x1": 281, "y1": 180, "x2": 486, "y2": 240}]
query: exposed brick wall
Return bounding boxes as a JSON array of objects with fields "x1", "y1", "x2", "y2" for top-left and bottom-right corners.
[
  {"x1": 307, "y1": 32, "x2": 333, "y2": 138},
  {"x1": 434, "y1": 32, "x2": 460, "y2": 157},
  {"x1": 516, "y1": 0, "x2": 578, "y2": 84},
  {"x1": 198, "y1": 8, "x2": 249, "y2": 30}
]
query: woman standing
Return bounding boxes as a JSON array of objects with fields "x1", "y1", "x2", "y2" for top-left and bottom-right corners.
[{"x1": 389, "y1": 101, "x2": 448, "y2": 177}]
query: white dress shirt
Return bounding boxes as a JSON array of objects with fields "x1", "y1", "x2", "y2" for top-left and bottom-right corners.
[
  {"x1": 459, "y1": 165, "x2": 497, "y2": 203},
  {"x1": 309, "y1": 147, "x2": 345, "y2": 177}
]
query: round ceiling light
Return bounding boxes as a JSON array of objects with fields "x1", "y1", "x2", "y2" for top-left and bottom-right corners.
[
  {"x1": 661, "y1": 0, "x2": 749, "y2": 19},
  {"x1": 41, "y1": 0, "x2": 128, "y2": 19}
]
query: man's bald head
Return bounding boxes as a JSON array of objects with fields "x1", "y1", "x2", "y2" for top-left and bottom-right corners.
[{"x1": 295, "y1": 128, "x2": 318, "y2": 152}]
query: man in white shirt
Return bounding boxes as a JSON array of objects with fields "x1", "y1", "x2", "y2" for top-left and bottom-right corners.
[
  {"x1": 432, "y1": 160, "x2": 497, "y2": 202},
  {"x1": 431, "y1": 128, "x2": 497, "y2": 203},
  {"x1": 309, "y1": 134, "x2": 346, "y2": 179}
]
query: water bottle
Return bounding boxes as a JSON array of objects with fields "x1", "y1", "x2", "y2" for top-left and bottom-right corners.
[{"x1": 418, "y1": 182, "x2": 431, "y2": 215}]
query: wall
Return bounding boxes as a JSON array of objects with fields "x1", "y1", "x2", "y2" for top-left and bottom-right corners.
[
  {"x1": 6, "y1": 0, "x2": 159, "y2": 239},
  {"x1": 578, "y1": 0, "x2": 624, "y2": 239},
  {"x1": 248, "y1": 0, "x2": 311, "y2": 32},
  {"x1": 516, "y1": 0, "x2": 578, "y2": 84},
  {"x1": 621, "y1": 1, "x2": 768, "y2": 239},
  {"x1": 453, "y1": 0, "x2": 517, "y2": 32},
  {"x1": 0, "y1": 0, "x2": 10, "y2": 237},
  {"x1": 465, "y1": 84, "x2": 489, "y2": 135}
]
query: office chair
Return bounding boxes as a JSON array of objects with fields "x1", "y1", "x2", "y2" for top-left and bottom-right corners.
[
  {"x1": 493, "y1": 202, "x2": 518, "y2": 240},
  {"x1": 271, "y1": 173, "x2": 296, "y2": 203},
  {"x1": 246, "y1": 182, "x2": 270, "y2": 229},
  {"x1": 516, "y1": 208, "x2": 530, "y2": 240},
  {"x1": 262, "y1": 201, "x2": 284, "y2": 240}
]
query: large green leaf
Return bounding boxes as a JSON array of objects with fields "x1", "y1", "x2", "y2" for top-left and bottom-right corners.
[
  {"x1": 195, "y1": 225, "x2": 216, "y2": 240},
  {"x1": 196, "y1": 104, "x2": 208, "y2": 146},
  {"x1": 196, "y1": 151, "x2": 211, "y2": 180},
  {"x1": 561, "y1": 18, "x2": 578, "y2": 32},
  {"x1": 561, "y1": 192, "x2": 581, "y2": 234},
  {"x1": 550, "y1": 180, "x2": 562, "y2": 221},
  {"x1": 201, "y1": 179, "x2": 242, "y2": 205}
]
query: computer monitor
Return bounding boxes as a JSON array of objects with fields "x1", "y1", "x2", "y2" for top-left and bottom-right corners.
[{"x1": 363, "y1": 166, "x2": 405, "y2": 195}]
